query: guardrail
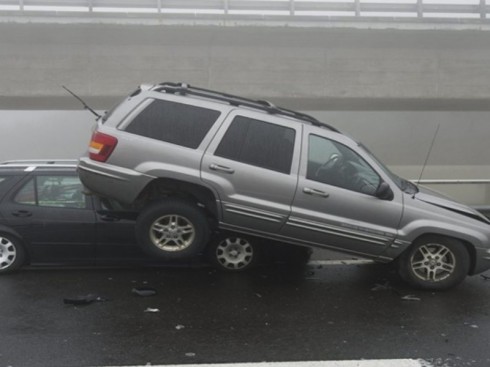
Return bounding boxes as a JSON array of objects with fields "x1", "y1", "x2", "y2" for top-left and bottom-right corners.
[
  {"x1": 414, "y1": 178, "x2": 490, "y2": 206},
  {"x1": 416, "y1": 179, "x2": 490, "y2": 185},
  {"x1": 0, "y1": 0, "x2": 489, "y2": 24}
]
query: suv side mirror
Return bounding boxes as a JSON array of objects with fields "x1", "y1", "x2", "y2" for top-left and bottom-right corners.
[{"x1": 375, "y1": 182, "x2": 394, "y2": 201}]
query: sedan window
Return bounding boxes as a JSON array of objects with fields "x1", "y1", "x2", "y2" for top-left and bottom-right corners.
[{"x1": 14, "y1": 176, "x2": 88, "y2": 209}]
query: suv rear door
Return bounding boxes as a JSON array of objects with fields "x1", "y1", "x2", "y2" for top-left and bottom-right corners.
[
  {"x1": 201, "y1": 111, "x2": 301, "y2": 234},
  {"x1": 280, "y1": 126, "x2": 403, "y2": 257}
]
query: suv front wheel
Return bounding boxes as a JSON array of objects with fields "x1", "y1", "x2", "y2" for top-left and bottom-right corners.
[
  {"x1": 135, "y1": 199, "x2": 210, "y2": 259},
  {"x1": 397, "y1": 236, "x2": 470, "y2": 290}
]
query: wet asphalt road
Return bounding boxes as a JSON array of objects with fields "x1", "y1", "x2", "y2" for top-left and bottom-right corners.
[{"x1": 1, "y1": 261, "x2": 490, "y2": 367}]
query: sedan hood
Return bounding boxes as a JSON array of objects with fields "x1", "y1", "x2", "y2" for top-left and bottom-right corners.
[{"x1": 416, "y1": 186, "x2": 490, "y2": 224}]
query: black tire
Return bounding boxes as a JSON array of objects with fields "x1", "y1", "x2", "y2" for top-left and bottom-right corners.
[
  {"x1": 397, "y1": 235, "x2": 470, "y2": 290},
  {"x1": 135, "y1": 198, "x2": 210, "y2": 259},
  {"x1": 207, "y1": 234, "x2": 260, "y2": 272},
  {"x1": 0, "y1": 234, "x2": 26, "y2": 274}
]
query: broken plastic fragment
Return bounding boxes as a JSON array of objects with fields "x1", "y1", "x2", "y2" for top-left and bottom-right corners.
[
  {"x1": 63, "y1": 294, "x2": 108, "y2": 306},
  {"x1": 144, "y1": 308, "x2": 160, "y2": 313},
  {"x1": 132, "y1": 287, "x2": 157, "y2": 297},
  {"x1": 401, "y1": 295, "x2": 421, "y2": 301}
]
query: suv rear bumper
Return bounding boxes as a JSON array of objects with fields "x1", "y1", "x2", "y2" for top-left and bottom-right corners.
[{"x1": 78, "y1": 157, "x2": 153, "y2": 204}]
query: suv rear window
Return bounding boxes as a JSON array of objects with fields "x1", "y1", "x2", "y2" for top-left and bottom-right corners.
[
  {"x1": 125, "y1": 99, "x2": 220, "y2": 149},
  {"x1": 215, "y1": 116, "x2": 295, "y2": 174}
]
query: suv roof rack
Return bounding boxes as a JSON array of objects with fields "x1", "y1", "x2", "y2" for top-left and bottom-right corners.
[{"x1": 154, "y1": 82, "x2": 339, "y2": 132}]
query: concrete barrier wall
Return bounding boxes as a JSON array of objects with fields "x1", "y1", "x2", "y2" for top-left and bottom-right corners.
[{"x1": 1, "y1": 23, "x2": 490, "y2": 109}]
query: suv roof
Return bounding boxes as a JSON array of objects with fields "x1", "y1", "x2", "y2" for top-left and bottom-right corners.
[{"x1": 140, "y1": 82, "x2": 340, "y2": 133}]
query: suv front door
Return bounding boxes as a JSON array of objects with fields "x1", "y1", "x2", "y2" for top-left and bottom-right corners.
[
  {"x1": 201, "y1": 111, "x2": 300, "y2": 234},
  {"x1": 280, "y1": 127, "x2": 403, "y2": 258}
]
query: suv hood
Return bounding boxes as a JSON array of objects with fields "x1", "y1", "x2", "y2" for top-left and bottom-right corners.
[{"x1": 416, "y1": 186, "x2": 490, "y2": 224}]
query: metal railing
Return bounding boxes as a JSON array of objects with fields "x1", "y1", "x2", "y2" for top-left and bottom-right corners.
[
  {"x1": 414, "y1": 178, "x2": 490, "y2": 206},
  {"x1": 417, "y1": 179, "x2": 490, "y2": 185},
  {"x1": 0, "y1": 0, "x2": 489, "y2": 24}
]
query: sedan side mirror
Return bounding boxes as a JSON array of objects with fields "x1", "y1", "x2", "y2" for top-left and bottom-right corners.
[{"x1": 375, "y1": 182, "x2": 394, "y2": 201}]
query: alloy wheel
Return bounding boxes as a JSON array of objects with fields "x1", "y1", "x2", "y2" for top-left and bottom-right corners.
[
  {"x1": 410, "y1": 243, "x2": 456, "y2": 282},
  {"x1": 215, "y1": 237, "x2": 254, "y2": 270},
  {"x1": 149, "y1": 214, "x2": 196, "y2": 252},
  {"x1": 0, "y1": 236, "x2": 17, "y2": 270}
]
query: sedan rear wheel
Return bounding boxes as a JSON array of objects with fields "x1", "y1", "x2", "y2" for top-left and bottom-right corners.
[
  {"x1": 0, "y1": 235, "x2": 25, "y2": 274},
  {"x1": 398, "y1": 236, "x2": 469, "y2": 290},
  {"x1": 208, "y1": 235, "x2": 259, "y2": 272}
]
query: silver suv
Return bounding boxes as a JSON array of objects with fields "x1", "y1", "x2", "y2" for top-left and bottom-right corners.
[{"x1": 78, "y1": 82, "x2": 490, "y2": 290}]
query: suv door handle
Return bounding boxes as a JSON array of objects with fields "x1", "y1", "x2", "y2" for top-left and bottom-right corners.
[
  {"x1": 209, "y1": 163, "x2": 235, "y2": 174},
  {"x1": 303, "y1": 187, "x2": 329, "y2": 198}
]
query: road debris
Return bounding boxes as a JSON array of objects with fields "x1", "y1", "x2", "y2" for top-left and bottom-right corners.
[
  {"x1": 144, "y1": 308, "x2": 160, "y2": 313},
  {"x1": 401, "y1": 295, "x2": 421, "y2": 301},
  {"x1": 63, "y1": 294, "x2": 108, "y2": 306},
  {"x1": 132, "y1": 287, "x2": 157, "y2": 297}
]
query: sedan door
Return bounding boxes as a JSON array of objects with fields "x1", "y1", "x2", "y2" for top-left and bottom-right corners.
[
  {"x1": 0, "y1": 174, "x2": 96, "y2": 264},
  {"x1": 93, "y1": 197, "x2": 147, "y2": 265},
  {"x1": 280, "y1": 128, "x2": 404, "y2": 258}
]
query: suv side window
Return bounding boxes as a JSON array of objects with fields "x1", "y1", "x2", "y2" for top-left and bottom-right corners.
[
  {"x1": 215, "y1": 116, "x2": 295, "y2": 174},
  {"x1": 307, "y1": 135, "x2": 380, "y2": 196},
  {"x1": 125, "y1": 99, "x2": 221, "y2": 149},
  {"x1": 14, "y1": 176, "x2": 88, "y2": 209}
]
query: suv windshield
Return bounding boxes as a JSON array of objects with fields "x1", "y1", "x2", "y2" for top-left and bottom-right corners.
[{"x1": 358, "y1": 144, "x2": 418, "y2": 195}]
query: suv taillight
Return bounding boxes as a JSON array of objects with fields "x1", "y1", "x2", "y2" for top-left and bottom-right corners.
[{"x1": 89, "y1": 131, "x2": 118, "y2": 162}]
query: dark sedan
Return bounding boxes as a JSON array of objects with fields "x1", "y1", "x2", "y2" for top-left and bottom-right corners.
[
  {"x1": 0, "y1": 160, "x2": 310, "y2": 274},
  {"x1": 0, "y1": 160, "x2": 179, "y2": 273}
]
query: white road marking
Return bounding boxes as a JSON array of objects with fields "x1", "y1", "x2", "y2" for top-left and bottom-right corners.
[{"x1": 109, "y1": 360, "x2": 430, "y2": 367}]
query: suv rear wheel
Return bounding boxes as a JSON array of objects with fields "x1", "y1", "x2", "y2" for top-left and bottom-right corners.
[
  {"x1": 397, "y1": 236, "x2": 470, "y2": 290},
  {"x1": 136, "y1": 199, "x2": 210, "y2": 259}
]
